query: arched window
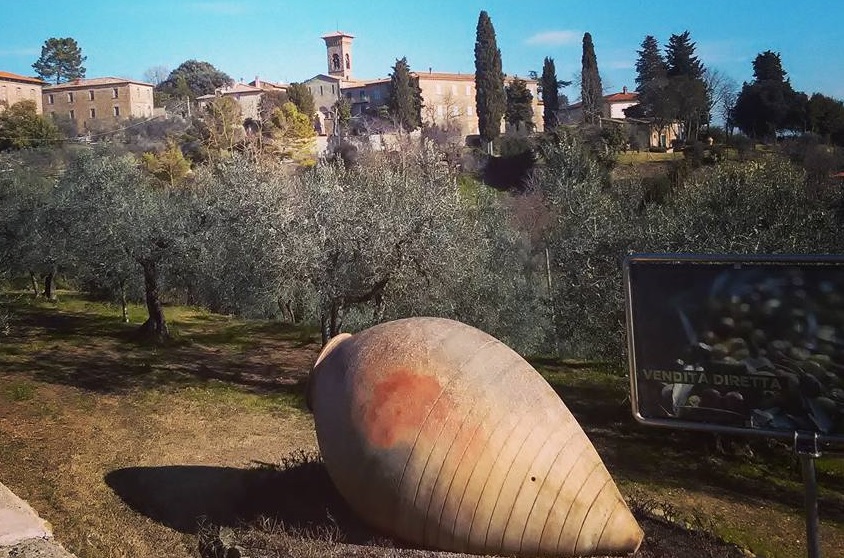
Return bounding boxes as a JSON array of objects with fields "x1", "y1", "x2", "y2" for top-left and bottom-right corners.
[
  {"x1": 332, "y1": 53, "x2": 341, "y2": 71},
  {"x1": 345, "y1": 53, "x2": 350, "y2": 70}
]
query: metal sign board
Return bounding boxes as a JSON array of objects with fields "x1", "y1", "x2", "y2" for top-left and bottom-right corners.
[{"x1": 624, "y1": 254, "x2": 844, "y2": 443}]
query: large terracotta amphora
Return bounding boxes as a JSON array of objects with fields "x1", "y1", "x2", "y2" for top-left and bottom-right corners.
[{"x1": 308, "y1": 317, "x2": 643, "y2": 557}]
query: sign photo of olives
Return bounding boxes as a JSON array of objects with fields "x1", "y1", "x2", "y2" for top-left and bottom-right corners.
[{"x1": 625, "y1": 255, "x2": 844, "y2": 443}]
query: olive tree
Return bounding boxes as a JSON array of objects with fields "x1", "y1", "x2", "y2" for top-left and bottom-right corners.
[
  {"x1": 287, "y1": 145, "x2": 476, "y2": 343},
  {"x1": 533, "y1": 129, "x2": 652, "y2": 359},
  {"x1": 57, "y1": 151, "x2": 194, "y2": 337},
  {"x1": 658, "y1": 159, "x2": 841, "y2": 254},
  {"x1": 189, "y1": 157, "x2": 295, "y2": 318},
  {"x1": 0, "y1": 150, "x2": 69, "y2": 299}
]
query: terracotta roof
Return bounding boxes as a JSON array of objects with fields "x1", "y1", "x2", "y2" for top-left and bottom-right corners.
[
  {"x1": 322, "y1": 31, "x2": 355, "y2": 39},
  {"x1": 249, "y1": 79, "x2": 288, "y2": 90},
  {"x1": 0, "y1": 71, "x2": 46, "y2": 85},
  {"x1": 412, "y1": 71, "x2": 537, "y2": 84},
  {"x1": 413, "y1": 71, "x2": 475, "y2": 82},
  {"x1": 604, "y1": 91, "x2": 638, "y2": 103},
  {"x1": 565, "y1": 90, "x2": 639, "y2": 110},
  {"x1": 43, "y1": 77, "x2": 153, "y2": 90},
  {"x1": 341, "y1": 78, "x2": 391, "y2": 88},
  {"x1": 197, "y1": 82, "x2": 264, "y2": 101}
]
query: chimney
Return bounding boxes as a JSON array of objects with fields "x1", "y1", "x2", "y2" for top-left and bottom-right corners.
[
  {"x1": 254, "y1": 75, "x2": 260, "y2": 87},
  {"x1": 622, "y1": 86, "x2": 628, "y2": 94},
  {"x1": 429, "y1": 67, "x2": 432, "y2": 74}
]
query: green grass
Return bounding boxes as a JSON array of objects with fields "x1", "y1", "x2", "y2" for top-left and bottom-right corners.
[
  {"x1": 3, "y1": 289, "x2": 844, "y2": 557},
  {"x1": 3, "y1": 380, "x2": 36, "y2": 401}
]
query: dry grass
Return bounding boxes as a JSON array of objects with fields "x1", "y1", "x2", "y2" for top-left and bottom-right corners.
[{"x1": 1, "y1": 291, "x2": 842, "y2": 557}]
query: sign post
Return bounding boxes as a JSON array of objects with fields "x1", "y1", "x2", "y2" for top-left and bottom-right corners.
[{"x1": 624, "y1": 254, "x2": 844, "y2": 558}]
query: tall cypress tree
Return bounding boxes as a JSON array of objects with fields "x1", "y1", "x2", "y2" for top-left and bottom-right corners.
[
  {"x1": 580, "y1": 32, "x2": 604, "y2": 125},
  {"x1": 387, "y1": 57, "x2": 423, "y2": 132},
  {"x1": 540, "y1": 57, "x2": 560, "y2": 130},
  {"x1": 474, "y1": 10, "x2": 506, "y2": 149}
]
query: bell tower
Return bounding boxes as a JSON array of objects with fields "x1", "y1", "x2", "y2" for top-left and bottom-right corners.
[{"x1": 322, "y1": 31, "x2": 354, "y2": 81}]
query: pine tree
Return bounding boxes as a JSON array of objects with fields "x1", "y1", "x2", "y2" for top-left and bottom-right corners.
[
  {"x1": 474, "y1": 10, "x2": 506, "y2": 149},
  {"x1": 505, "y1": 78, "x2": 535, "y2": 132},
  {"x1": 628, "y1": 35, "x2": 672, "y2": 130},
  {"x1": 665, "y1": 31, "x2": 704, "y2": 79},
  {"x1": 634, "y1": 36, "x2": 667, "y2": 91},
  {"x1": 664, "y1": 31, "x2": 708, "y2": 139},
  {"x1": 540, "y1": 57, "x2": 560, "y2": 130},
  {"x1": 32, "y1": 37, "x2": 86, "y2": 84},
  {"x1": 580, "y1": 32, "x2": 604, "y2": 125},
  {"x1": 387, "y1": 57, "x2": 423, "y2": 132}
]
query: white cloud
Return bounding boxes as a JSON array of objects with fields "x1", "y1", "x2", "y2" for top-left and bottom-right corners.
[{"x1": 525, "y1": 30, "x2": 580, "y2": 46}]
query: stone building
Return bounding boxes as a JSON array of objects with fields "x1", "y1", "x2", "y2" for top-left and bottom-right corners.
[
  {"x1": 303, "y1": 32, "x2": 542, "y2": 138},
  {"x1": 42, "y1": 77, "x2": 154, "y2": 133},
  {"x1": 197, "y1": 82, "x2": 264, "y2": 121},
  {"x1": 559, "y1": 87, "x2": 681, "y2": 149},
  {"x1": 0, "y1": 71, "x2": 47, "y2": 113}
]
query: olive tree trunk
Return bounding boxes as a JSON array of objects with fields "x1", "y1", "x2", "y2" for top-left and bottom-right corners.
[
  {"x1": 138, "y1": 259, "x2": 168, "y2": 339},
  {"x1": 42, "y1": 270, "x2": 55, "y2": 301}
]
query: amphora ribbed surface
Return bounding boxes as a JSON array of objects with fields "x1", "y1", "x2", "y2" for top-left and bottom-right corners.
[{"x1": 308, "y1": 317, "x2": 642, "y2": 557}]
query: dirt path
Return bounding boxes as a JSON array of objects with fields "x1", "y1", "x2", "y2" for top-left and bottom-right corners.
[{"x1": 0, "y1": 377, "x2": 318, "y2": 558}]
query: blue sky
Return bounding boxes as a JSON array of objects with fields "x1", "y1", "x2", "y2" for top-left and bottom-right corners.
[{"x1": 2, "y1": 1, "x2": 843, "y2": 100}]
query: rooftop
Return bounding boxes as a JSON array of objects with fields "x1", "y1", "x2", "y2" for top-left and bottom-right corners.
[
  {"x1": 411, "y1": 71, "x2": 537, "y2": 84},
  {"x1": 0, "y1": 71, "x2": 47, "y2": 85},
  {"x1": 322, "y1": 31, "x2": 355, "y2": 39},
  {"x1": 43, "y1": 77, "x2": 153, "y2": 90}
]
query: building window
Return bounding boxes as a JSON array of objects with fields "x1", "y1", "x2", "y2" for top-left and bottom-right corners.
[
  {"x1": 30, "y1": 88, "x2": 36, "y2": 98},
  {"x1": 89, "y1": 108, "x2": 96, "y2": 119},
  {"x1": 331, "y1": 84, "x2": 335, "y2": 94},
  {"x1": 320, "y1": 85, "x2": 324, "y2": 96},
  {"x1": 67, "y1": 92, "x2": 74, "y2": 103},
  {"x1": 47, "y1": 94, "x2": 54, "y2": 105},
  {"x1": 69, "y1": 110, "x2": 75, "y2": 120},
  {"x1": 359, "y1": 90, "x2": 364, "y2": 99},
  {"x1": 437, "y1": 105, "x2": 444, "y2": 117},
  {"x1": 332, "y1": 53, "x2": 341, "y2": 71},
  {"x1": 113, "y1": 106, "x2": 120, "y2": 117},
  {"x1": 435, "y1": 84, "x2": 442, "y2": 94},
  {"x1": 89, "y1": 90, "x2": 95, "y2": 100},
  {"x1": 112, "y1": 87, "x2": 118, "y2": 98},
  {"x1": 345, "y1": 53, "x2": 350, "y2": 69},
  {"x1": 451, "y1": 85, "x2": 457, "y2": 95},
  {"x1": 346, "y1": 91, "x2": 352, "y2": 99},
  {"x1": 451, "y1": 106, "x2": 460, "y2": 116},
  {"x1": 467, "y1": 105, "x2": 473, "y2": 116}
]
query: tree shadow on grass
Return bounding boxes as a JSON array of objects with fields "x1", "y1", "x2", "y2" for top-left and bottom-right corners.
[
  {"x1": 104, "y1": 453, "x2": 376, "y2": 543},
  {"x1": 1, "y1": 298, "x2": 318, "y2": 398},
  {"x1": 104, "y1": 453, "x2": 748, "y2": 557}
]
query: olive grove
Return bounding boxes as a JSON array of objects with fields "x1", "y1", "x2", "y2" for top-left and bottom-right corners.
[{"x1": 2, "y1": 128, "x2": 842, "y2": 359}]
